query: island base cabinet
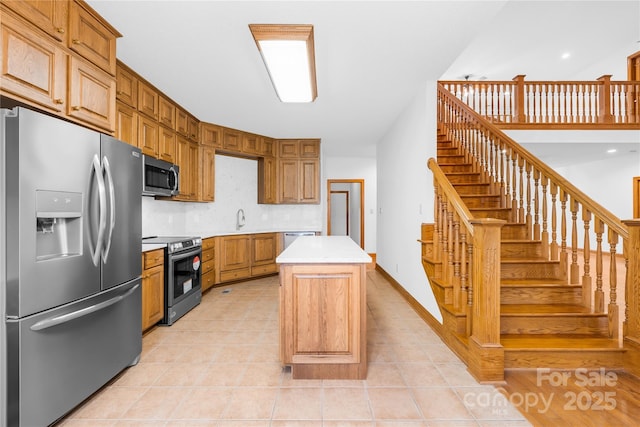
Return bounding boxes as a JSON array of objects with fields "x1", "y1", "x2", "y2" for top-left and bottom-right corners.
[{"x1": 279, "y1": 263, "x2": 367, "y2": 379}]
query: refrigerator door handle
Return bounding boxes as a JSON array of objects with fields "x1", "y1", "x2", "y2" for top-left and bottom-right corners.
[
  {"x1": 90, "y1": 154, "x2": 107, "y2": 266},
  {"x1": 29, "y1": 284, "x2": 139, "y2": 331},
  {"x1": 101, "y1": 156, "x2": 116, "y2": 263}
]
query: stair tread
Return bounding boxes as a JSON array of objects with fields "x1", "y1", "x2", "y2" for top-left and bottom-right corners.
[
  {"x1": 501, "y1": 279, "x2": 575, "y2": 286},
  {"x1": 460, "y1": 193, "x2": 502, "y2": 198},
  {"x1": 501, "y1": 334, "x2": 621, "y2": 351},
  {"x1": 501, "y1": 304, "x2": 604, "y2": 316},
  {"x1": 501, "y1": 258, "x2": 561, "y2": 264}
]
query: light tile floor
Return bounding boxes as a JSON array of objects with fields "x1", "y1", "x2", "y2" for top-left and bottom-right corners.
[{"x1": 57, "y1": 270, "x2": 531, "y2": 427}]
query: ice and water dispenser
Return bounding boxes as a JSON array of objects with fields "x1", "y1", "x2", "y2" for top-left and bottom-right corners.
[{"x1": 35, "y1": 190, "x2": 82, "y2": 261}]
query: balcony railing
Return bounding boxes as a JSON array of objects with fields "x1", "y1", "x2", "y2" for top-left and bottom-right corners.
[{"x1": 440, "y1": 75, "x2": 640, "y2": 129}]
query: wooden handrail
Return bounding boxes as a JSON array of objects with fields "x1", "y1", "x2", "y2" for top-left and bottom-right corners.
[
  {"x1": 440, "y1": 76, "x2": 640, "y2": 127},
  {"x1": 439, "y1": 84, "x2": 629, "y2": 240},
  {"x1": 428, "y1": 158, "x2": 475, "y2": 235}
]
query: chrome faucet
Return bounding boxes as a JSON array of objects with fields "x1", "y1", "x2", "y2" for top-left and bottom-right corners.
[{"x1": 236, "y1": 208, "x2": 246, "y2": 230}]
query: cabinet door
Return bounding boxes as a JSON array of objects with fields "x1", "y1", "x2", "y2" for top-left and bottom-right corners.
[
  {"x1": 258, "y1": 156, "x2": 277, "y2": 204},
  {"x1": 115, "y1": 101, "x2": 138, "y2": 147},
  {"x1": 200, "y1": 145, "x2": 215, "y2": 202},
  {"x1": 116, "y1": 62, "x2": 137, "y2": 108},
  {"x1": 188, "y1": 141, "x2": 200, "y2": 199},
  {"x1": 158, "y1": 126, "x2": 176, "y2": 163},
  {"x1": 187, "y1": 115, "x2": 199, "y2": 141},
  {"x1": 137, "y1": 114, "x2": 159, "y2": 157},
  {"x1": 299, "y1": 159, "x2": 320, "y2": 203},
  {"x1": 2, "y1": 0, "x2": 68, "y2": 42},
  {"x1": 219, "y1": 235, "x2": 251, "y2": 271},
  {"x1": 0, "y1": 12, "x2": 67, "y2": 113},
  {"x1": 68, "y1": 56, "x2": 116, "y2": 132},
  {"x1": 278, "y1": 140, "x2": 299, "y2": 158},
  {"x1": 278, "y1": 159, "x2": 300, "y2": 204},
  {"x1": 222, "y1": 128, "x2": 242, "y2": 151},
  {"x1": 142, "y1": 263, "x2": 164, "y2": 331},
  {"x1": 176, "y1": 108, "x2": 189, "y2": 137},
  {"x1": 201, "y1": 122, "x2": 222, "y2": 148},
  {"x1": 252, "y1": 234, "x2": 277, "y2": 266},
  {"x1": 261, "y1": 137, "x2": 276, "y2": 157},
  {"x1": 68, "y1": 0, "x2": 117, "y2": 74},
  {"x1": 158, "y1": 96, "x2": 175, "y2": 129},
  {"x1": 174, "y1": 136, "x2": 191, "y2": 200},
  {"x1": 300, "y1": 139, "x2": 320, "y2": 158},
  {"x1": 242, "y1": 133, "x2": 261, "y2": 155},
  {"x1": 137, "y1": 80, "x2": 158, "y2": 120}
]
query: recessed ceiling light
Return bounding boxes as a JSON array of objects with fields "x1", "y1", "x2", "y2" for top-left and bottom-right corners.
[
  {"x1": 607, "y1": 148, "x2": 617, "y2": 153},
  {"x1": 249, "y1": 24, "x2": 317, "y2": 103},
  {"x1": 561, "y1": 52, "x2": 571, "y2": 59}
]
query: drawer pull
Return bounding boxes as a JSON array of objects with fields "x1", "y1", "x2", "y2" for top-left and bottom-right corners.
[
  {"x1": 54, "y1": 99, "x2": 64, "y2": 105},
  {"x1": 71, "y1": 106, "x2": 80, "y2": 111},
  {"x1": 56, "y1": 27, "x2": 65, "y2": 34},
  {"x1": 72, "y1": 39, "x2": 82, "y2": 45}
]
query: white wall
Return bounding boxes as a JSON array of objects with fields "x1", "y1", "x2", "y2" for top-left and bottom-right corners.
[
  {"x1": 376, "y1": 81, "x2": 441, "y2": 322},
  {"x1": 142, "y1": 155, "x2": 322, "y2": 237},
  {"x1": 323, "y1": 156, "x2": 377, "y2": 253}
]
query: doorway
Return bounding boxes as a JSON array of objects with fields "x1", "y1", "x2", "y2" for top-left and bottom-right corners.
[{"x1": 327, "y1": 179, "x2": 364, "y2": 248}]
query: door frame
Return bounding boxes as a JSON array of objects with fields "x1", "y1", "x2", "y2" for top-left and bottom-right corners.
[
  {"x1": 634, "y1": 176, "x2": 640, "y2": 218},
  {"x1": 327, "y1": 179, "x2": 364, "y2": 249}
]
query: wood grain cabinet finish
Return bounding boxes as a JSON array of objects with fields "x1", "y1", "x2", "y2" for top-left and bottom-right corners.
[
  {"x1": 115, "y1": 62, "x2": 138, "y2": 108},
  {"x1": 142, "y1": 249, "x2": 165, "y2": 331},
  {"x1": 279, "y1": 263, "x2": 367, "y2": 379},
  {"x1": 0, "y1": 11, "x2": 67, "y2": 113},
  {"x1": 200, "y1": 122, "x2": 222, "y2": 148},
  {"x1": 222, "y1": 127, "x2": 242, "y2": 152},
  {"x1": 68, "y1": 56, "x2": 116, "y2": 132},
  {"x1": 173, "y1": 136, "x2": 199, "y2": 201},
  {"x1": 242, "y1": 133, "x2": 261, "y2": 155},
  {"x1": 258, "y1": 156, "x2": 277, "y2": 204},
  {"x1": 275, "y1": 139, "x2": 320, "y2": 204},
  {"x1": 201, "y1": 237, "x2": 216, "y2": 292},
  {"x1": 68, "y1": 0, "x2": 118, "y2": 75},
  {"x1": 2, "y1": 0, "x2": 68, "y2": 42},
  {"x1": 137, "y1": 114, "x2": 159, "y2": 157},
  {"x1": 158, "y1": 125, "x2": 176, "y2": 163},
  {"x1": 200, "y1": 145, "x2": 215, "y2": 202},
  {"x1": 158, "y1": 96, "x2": 175, "y2": 129},
  {"x1": 137, "y1": 80, "x2": 159, "y2": 120},
  {"x1": 216, "y1": 235, "x2": 251, "y2": 283},
  {"x1": 251, "y1": 233, "x2": 278, "y2": 276},
  {"x1": 115, "y1": 101, "x2": 137, "y2": 147}
]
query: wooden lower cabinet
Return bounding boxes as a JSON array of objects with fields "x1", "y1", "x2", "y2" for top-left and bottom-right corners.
[
  {"x1": 142, "y1": 249, "x2": 164, "y2": 332},
  {"x1": 279, "y1": 263, "x2": 367, "y2": 379},
  {"x1": 201, "y1": 237, "x2": 215, "y2": 292},
  {"x1": 214, "y1": 233, "x2": 279, "y2": 285}
]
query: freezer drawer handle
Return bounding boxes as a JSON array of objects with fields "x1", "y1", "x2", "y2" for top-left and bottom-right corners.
[{"x1": 29, "y1": 284, "x2": 139, "y2": 331}]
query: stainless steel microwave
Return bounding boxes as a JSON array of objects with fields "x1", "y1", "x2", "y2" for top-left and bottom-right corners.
[{"x1": 142, "y1": 155, "x2": 179, "y2": 197}]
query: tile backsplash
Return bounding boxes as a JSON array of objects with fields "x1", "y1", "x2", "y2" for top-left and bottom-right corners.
[{"x1": 142, "y1": 155, "x2": 322, "y2": 238}]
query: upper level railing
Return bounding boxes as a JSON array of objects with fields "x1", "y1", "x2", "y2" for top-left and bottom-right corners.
[{"x1": 440, "y1": 75, "x2": 640, "y2": 128}]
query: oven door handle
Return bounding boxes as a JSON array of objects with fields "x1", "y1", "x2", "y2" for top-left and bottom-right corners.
[{"x1": 169, "y1": 247, "x2": 202, "y2": 261}]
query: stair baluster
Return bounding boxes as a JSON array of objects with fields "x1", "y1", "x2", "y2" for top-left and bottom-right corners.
[
  {"x1": 595, "y1": 218, "x2": 605, "y2": 312},
  {"x1": 583, "y1": 209, "x2": 593, "y2": 308}
]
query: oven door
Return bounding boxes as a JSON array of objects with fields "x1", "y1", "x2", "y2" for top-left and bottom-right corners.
[{"x1": 167, "y1": 247, "x2": 202, "y2": 307}]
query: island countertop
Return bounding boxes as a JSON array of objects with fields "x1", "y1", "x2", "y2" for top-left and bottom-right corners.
[{"x1": 276, "y1": 235, "x2": 371, "y2": 264}]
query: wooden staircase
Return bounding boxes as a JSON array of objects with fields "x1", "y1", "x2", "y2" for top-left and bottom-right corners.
[{"x1": 421, "y1": 131, "x2": 625, "y2": 377}]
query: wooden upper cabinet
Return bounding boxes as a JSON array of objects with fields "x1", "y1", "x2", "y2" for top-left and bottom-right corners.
[
  {"x1": 200, "y1": 122, "x2": 222, "y2": 148},
  {"x1": 68, "y1": 0, "x2": 119, "y2": 75},
  {"x1": 68, "y1": 56, "x2": 116, "y2": 132},
  {"x1": 115, "y1": 101, "x2": 138, "y2": 147},
  {"x1": 158, "y1": 96, "x2": 175, "y2": 129},
  {"x1": 278, "y1": 140, "x2": 299, "y2": 158},
  {"x1": 242, "y1": 133, "x2": 261, "y2": 155},
  {"x1": 176, "y1": 108, "x2": 198, "y2": 141},
  {"x1": 258, "y1": 156, "x2": 277, "y2": 204},
  {"x1": 2, "y1": 0, "x2": 68, "y2": 43},
  {"x1": 0, "y1": 11, "x2": 67, "y2": 113},
  {"x1": 261, "y1": 137, "x2": 276, "y2": 157},
  {"x1": 137, "y1": 81, "x2": 159, "y2": 120},
  {"x1": 200, "y1": 145, "x2": 215, "y2": 202},
  {"x1": 187, "y1": 115, "x2": 199, "y2": 141},
  {"x1": 138, "y1": 114, "x2": 159, "y2": 157},
  {"x1": 300, "y1": 139, "x2": 320, "y2": 158},
  {"x1": 158, "y1": 125, "x2": 176, "y2": 163},
  {"x1": 299, "y1": 159, "x2": 320, "y2": 203},
  {"x1": 115, "y1": 62, "x2": 137, "y2": 108},
  {"x1": 223, "y1": 127, "x2": 242, "y2": 151}
]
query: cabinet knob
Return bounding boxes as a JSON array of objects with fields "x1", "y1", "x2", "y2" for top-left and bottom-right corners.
[
  {"x1": 56, "y1": 27, "x2": 65, "y2": 34},
  {"x1": 72, "y1": 39, "x2": 81, "y2": 45},
  {"x1": 71, "y1": 106, "x2": 80, "y2": 111},
  {"x1": 54, "y1": 99, "x2": 64, "y2": 105}
]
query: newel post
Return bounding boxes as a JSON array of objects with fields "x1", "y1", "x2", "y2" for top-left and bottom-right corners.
[
  {"x1": 512, "y1": 75, "x2": 526, "y2": 123},
  {"x1": 597, "y1": 75, "x2": 614, "y2": 124},
  {"x1": 468, "y1": 218, "x2": 505, "y2": 383},
  {"x1": 622, "y1": 219, "x2": 640, "y2": 378}
]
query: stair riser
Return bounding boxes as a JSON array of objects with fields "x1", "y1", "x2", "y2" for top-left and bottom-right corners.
[
  {"x1": 501, "y1": 262, "x2": 564, "y2": 280},
  {"x1": 440, "y1": 164, "x2": 475, "y2": 173},
  {"x1": 437, "y1": 155, "x2": 466, "y2": 163},
  {"x1": 501, "y1": 287, "x2": 582, "y2": 305},
  {"x1": 501, "y1": 316, "x2": 609, "y2": 336},
  {"x1": 452, "y1": 184, "x2": 492, "y2": 195},
  {"x1": 446, "y1": 173, "x2": 483, "y2": 184},
  {"x1": 501, "y1": 242, "x2": 545, "y2": 259},
  {"x1": 460, "y1": 196, "x2": 502, "y2": 209},
  {"x1": 469, "y1": 209, "x2": 512, "y2": 220},
  {"x1": 504, "y1": 351, "x2": 624, "y2": 370},
  {"x1": 501, "y1": 224, "x2": 528, "y2": 240}
]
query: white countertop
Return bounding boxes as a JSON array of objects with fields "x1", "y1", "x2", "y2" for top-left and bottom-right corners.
[
  {"x1": 141, "y1": 243, "x2": 166, "y2": 252},
  {"x1": 276, "y1": 236, "x2": 371, "y2": 264}
]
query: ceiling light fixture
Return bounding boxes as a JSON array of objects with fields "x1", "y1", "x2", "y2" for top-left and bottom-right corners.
[
  {"x1": 249, "y1": 24, "x2": 317, "y2": 103},
  {"x1": 607, "y1": 148, "x2": 617, "y2": 153}
]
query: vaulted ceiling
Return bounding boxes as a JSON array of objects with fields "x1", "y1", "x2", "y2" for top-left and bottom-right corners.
[{"x1": 88, "y1": 1, "x2": 640, "y2": 157}]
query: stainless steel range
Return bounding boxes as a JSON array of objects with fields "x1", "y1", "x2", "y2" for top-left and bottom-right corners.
[{"x1": 142, "y1": 236, "x2": 202, "y2": 325}]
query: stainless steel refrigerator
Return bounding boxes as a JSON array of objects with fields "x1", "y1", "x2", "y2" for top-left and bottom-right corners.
[{"x1": 0, "y1": 107, "x2": 143, "y2": 427}]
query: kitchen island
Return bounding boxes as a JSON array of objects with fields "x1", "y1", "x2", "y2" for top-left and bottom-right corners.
[{"x1": 276, "y1": 236, "x2": 371, "y2": 379}]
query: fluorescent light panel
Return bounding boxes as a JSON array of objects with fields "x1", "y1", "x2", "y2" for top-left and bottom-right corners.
[{"x1": 249, "y1": 24, "x2": 317, "y2": 103}]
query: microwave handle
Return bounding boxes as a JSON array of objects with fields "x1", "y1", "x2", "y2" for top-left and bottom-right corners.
[{"x1": 170, "y1": 166, "x2": 179, "y2": 193}]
